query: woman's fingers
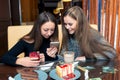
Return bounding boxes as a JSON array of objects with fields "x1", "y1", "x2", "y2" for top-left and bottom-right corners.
[
  {"x1": 40, "y1": 53, "x2": 45, "y2": 62},
  {"x1": 46, "y1": 47, "x2": 57, "y2": 58}
]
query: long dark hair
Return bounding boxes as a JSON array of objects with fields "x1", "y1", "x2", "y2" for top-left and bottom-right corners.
[
  {"x1": 22, "y1": 11, "x2": 58, "y2": 51},
  {"x1": 62, "y1": 6, "x2": 114, "y2": 59}
]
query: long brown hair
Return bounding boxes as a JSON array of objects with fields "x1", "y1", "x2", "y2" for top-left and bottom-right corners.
[
  {"x1": 62, "y1": 6, "x2": 113, "y2": 59},
  {"x1": 21, "y1": 11, "x2": 58, "y2": 51}
]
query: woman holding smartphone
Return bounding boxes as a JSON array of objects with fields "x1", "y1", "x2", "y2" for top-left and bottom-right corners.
[{"x1": 1, "y1": 11, "x2": 59, "y2": 67}]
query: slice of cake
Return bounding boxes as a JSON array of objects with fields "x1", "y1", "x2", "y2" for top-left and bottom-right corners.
[
  {"x1": 56, "y1": 63, "x2": 75, "y2": 79},
  {"x1": 17, "y1": 68, "x2": 38, "y2": 80}
]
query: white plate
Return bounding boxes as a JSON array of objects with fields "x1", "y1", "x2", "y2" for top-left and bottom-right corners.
[
  {"x1": 14, "y1": 70, "x2": 48, "y2": 80},
  {"x1": 49, "y1": 69, "x2": 81, "y2": 80}
]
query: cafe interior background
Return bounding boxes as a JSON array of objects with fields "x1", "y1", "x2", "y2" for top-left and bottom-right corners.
[{"x1": 0, "y1": 0, "x2": 120, "y2": 61}]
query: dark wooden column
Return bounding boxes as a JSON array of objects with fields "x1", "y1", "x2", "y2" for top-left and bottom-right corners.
[
  {"x1": 10, "y1": 0, "x2": 22, "y2": 25},
  {"x1": 0, "y1": 0, "x2": 21, "y2": 60},
  {"x1": 0, "y1": 0, "x2": 12, "y2": 59}
]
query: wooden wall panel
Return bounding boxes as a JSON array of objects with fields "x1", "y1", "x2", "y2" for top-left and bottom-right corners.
[
  {"x1": 110, "y1": 0, "x2": 116, "y2": 46},
  {"x1": 21, "y1": 0, "x2": 38, "y2": 22},
  {"x1": 89, "y1": 0, "x2": 98, "y2": 24},
  {"x1": 116, "y1": 0, "x2": 120, "y2": 56},
  {"x1": 31, "y1": 0, "x2": 39, "y2": 21},
  {"x1": 21, "y1": 0, "x2": 31, "y2": 22},
  {"x1": 81, "y1": 0, "x2": 120, "y2": 57},
  {"x1": 82, "y1": 0, "x2": 88, "y2": 16},
  {"x1": 104, "y1": 0, "x2": 110, "y2": 41},
  {"x1": 100, "y1": 0, "x2": 105, "y2": 36}
]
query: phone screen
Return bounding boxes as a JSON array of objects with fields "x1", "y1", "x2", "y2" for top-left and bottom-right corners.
[{"x1": 50, "y1": 42, "x2": 59, "y2": 48}]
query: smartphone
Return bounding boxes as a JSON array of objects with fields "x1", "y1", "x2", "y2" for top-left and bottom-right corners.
[{"x1": 50, "y1": 42, "x2": 60, "y2": 48}]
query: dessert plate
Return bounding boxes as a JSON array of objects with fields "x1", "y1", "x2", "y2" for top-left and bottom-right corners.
[
  {"x1": 14, "y1": 70, "x2": 48, "y2": 80},
  {"x1": 49, "y1": 69, "x2": 81, "y2": 80}
]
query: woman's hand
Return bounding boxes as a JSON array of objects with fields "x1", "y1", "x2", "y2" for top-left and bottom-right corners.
[
  {"x1": 16, "y1": 57, "x2": 40, "y2": 67},
  {"x1": 16, "y1": 54, "x2": 45, "y2": 67},
  {"x1": 39, "y1": 53, "x2": 45, "y2": 62},
  {"x1": 75, "y1": 56, "x2": 86, "y2": 62},
  {"x1": 46, "y1": 46, "x2": 58, "y2": 58}
]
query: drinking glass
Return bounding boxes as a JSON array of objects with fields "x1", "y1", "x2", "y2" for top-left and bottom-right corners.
[{"x1": 64, "y1": 51, "x2": 74, "y2": 63}]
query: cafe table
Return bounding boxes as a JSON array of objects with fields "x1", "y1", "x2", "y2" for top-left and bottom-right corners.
[{"x1": 0, "y1": 59, "x2": 120, "y2": 80}]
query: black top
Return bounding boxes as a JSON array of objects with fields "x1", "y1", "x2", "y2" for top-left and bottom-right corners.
[{"x1": 1, "y1": 38, "x2": 58, "y2": 66}]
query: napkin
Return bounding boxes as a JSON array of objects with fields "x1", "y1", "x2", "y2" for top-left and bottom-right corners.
[
  {"x1": 73, "y1": 61, "x2": 79, "y2": 67},
  {"x1": 38, "y1": 62, "x2": 54, "y2": 71},
  {"x1": 85, "y1": 70, "x2": 89, "y2": 80},
  {"x1": 89, "y1": 77, "x2": 102, "y2": 80},
  {"x1": 8, "y1": 76, "x2": 15, "y2": 80}
]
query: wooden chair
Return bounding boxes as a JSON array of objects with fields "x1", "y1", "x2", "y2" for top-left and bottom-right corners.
[
  {"x1": 7, "y1": 25, "x2": 63, "y2": 57},
  {"x1": 90, "y1": 24, "x2": 98, "y2": 30},
  {"x1": 8, "y1": 25, "x2": 33, "y2": 57}
]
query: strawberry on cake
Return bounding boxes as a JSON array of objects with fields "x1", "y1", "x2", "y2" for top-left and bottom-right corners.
[{"x1": 29, "y1": 51, "x2": 40, "y2": 60}]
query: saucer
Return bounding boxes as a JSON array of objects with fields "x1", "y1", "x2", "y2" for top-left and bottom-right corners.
[
  {"x1": 14, "y1": 70, "x2": 48, "y2": 80},
  {"x1": 49, "y1": 69, "x2": 81, "y2": 80}
]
